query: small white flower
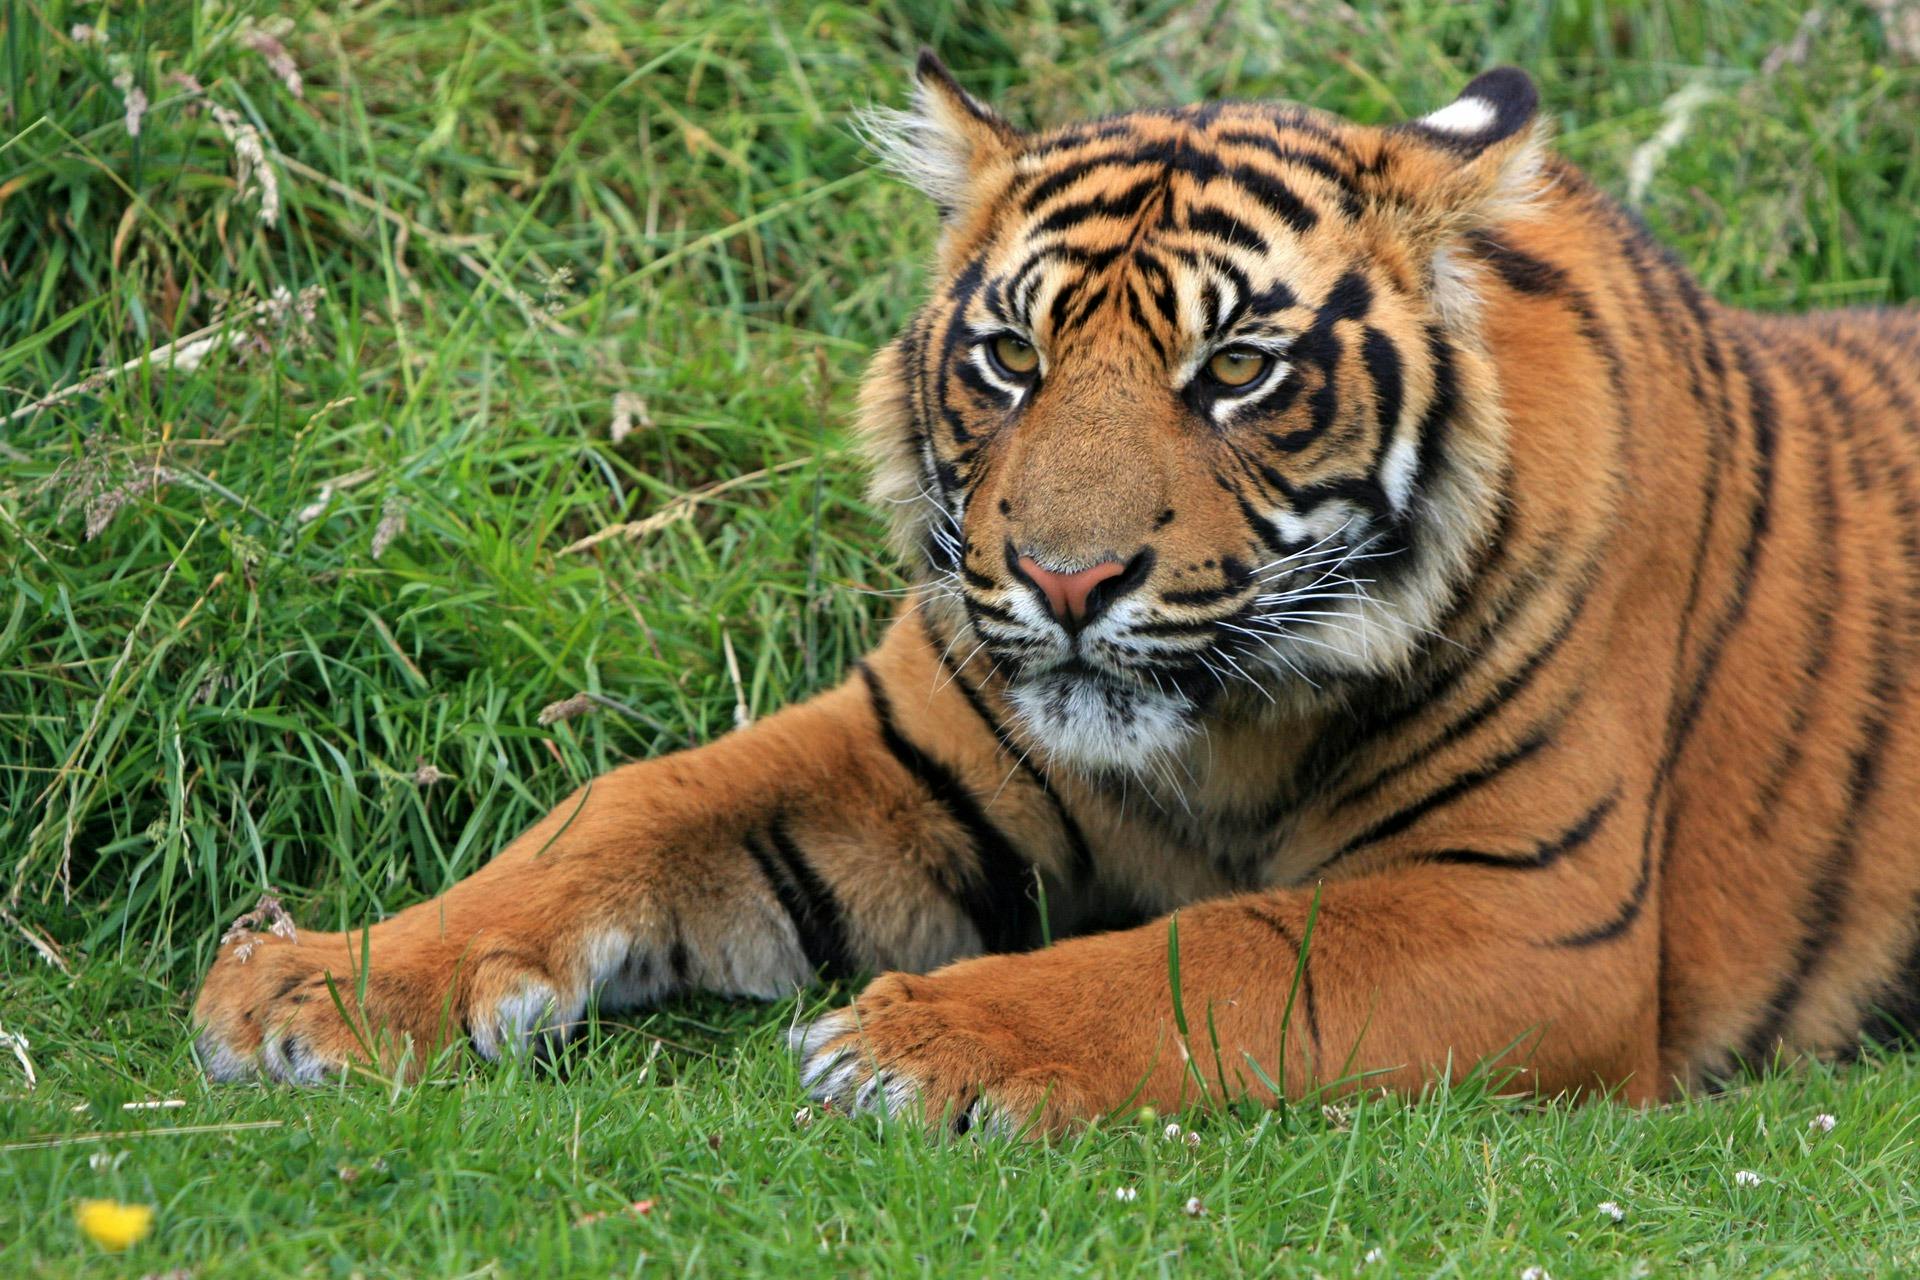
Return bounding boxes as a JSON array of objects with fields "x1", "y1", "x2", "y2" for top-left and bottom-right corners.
[
  {"x1": 1183, "y1": 1196, "x2": 1205, "y2": 1216},
  {"x1": 792, "y1": 1106, "x2": 813, "y2": 1129},
  {"x1": 1183, "y1": 1131, "x2": 1202, "y2": 1150},
  {"x1": 1163, "y1": 1122, "x2": 1183, "y2": 1142},
  {"x1": 1520, "y1": 1267, "x2": 1552, "y2": 1280},
  {"x1": 1809, "y1": 1113, "x2": 1836, "y2": 1133},
  {"x1": 1113, "y1": 1187, "x2": 1137, "y2": 1203},
  {"x1": 1364, "y1": 1246, "x2": 1385, "y2": 1264},
  {"x1": 1597, "y1": 1200, "x2": 1625, "y2": 1223},
  {"x1": 1733, "y1": 1169, "x2": 1762, "y2": 1188}
]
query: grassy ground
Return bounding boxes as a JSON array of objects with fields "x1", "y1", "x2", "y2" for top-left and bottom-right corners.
[{"x1": 3, "y1": 0, "x2": 1919, "y2": 1274}]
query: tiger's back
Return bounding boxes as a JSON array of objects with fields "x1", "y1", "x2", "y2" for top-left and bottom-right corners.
[
  {"x1": 1655, "y1": 299, "x2": 1920, "y2": 1079},
  {"x1": 1460, "y1": 173, "x2": 1920, "y2": 1079}
]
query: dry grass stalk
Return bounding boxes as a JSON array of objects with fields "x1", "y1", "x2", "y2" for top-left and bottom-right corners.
[
  {"x1": 296, "y1": 466, "x2": 377, "y2": 523},
  {"x1": 0, "y1": 1022, "x2": 36, "y2": 1089},
  {"x1": 370, "y1": 496, "x2": 407, "y2": 559},
  {"x1": 559, "y1": 455, "x2": 818, "y2": 556},
  {"x1": 1, "y1": 1120, "x2": 284, "y2": 1153},
  {"x1": 112, "y1": 71, "x2": 148, "y2": 137},
  {"x1": 610, "y1": 391, "x2": 652, "y2": 444},
  {"x1": 537, "y1": 693, "x2": 598, "y2": 726},
  {"x1": 219, "y1": 890, "x2": 297, "y2": 962},
  {"x1": 5, "y1": 288, "x2": 322, "y2": 428},
  {"x1": 241, "y1": 21, "x2": 304, "y2": 98},
  {"x1": 2, "y1": 908, "x2": 72, "y2": 973},
  {"x1": 722, "y1": 626, "x2": 751, "y2": 728}
]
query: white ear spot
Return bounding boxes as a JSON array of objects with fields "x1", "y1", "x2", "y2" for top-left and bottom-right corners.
[{"x1": 1419, "y1": 96, "x2": 1497, "y2": 137}]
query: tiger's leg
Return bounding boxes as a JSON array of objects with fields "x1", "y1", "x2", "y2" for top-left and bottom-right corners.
[
  {"x1": 793, "y1": 852, "x2": 1663, "y2": 1134},
  {"x1": 191, "y1": 617, "x2": 1087, "y2": 1083}
]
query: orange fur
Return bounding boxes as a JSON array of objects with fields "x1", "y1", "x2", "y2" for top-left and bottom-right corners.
[{"x1": 194, "y1": 61, "x2": 1920, "y2": 1134}]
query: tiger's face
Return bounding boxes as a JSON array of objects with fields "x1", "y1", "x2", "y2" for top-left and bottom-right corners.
[{"x1": 860, "y1": 57, "x2": 1544, "y2": 773}]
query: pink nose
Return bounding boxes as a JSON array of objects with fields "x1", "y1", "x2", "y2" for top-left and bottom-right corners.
[{"x1": 1016, "y1": 555, "x2": 1127, "y2": 626}]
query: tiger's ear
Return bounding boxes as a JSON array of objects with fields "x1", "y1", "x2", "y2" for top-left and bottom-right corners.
[
  {"x1": 1368, "y1": 68, "x2": 1548, "y2": 242},
  {"x1": 860, "y1": 50, "x2": 1024, "y2": 221}
]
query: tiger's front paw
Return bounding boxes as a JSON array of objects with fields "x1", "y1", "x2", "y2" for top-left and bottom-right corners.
[
  {"x1": 790, "y1": 966, "x2": 1116, "y2": 1137},
  {"x1": 191, "y1": 917, "x2": 585, "y2": 1085}
]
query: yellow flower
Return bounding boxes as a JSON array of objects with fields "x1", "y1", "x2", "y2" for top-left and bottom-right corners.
[{"x1": 74, "y1": 1199, "x2": 154, "y2": 1250}]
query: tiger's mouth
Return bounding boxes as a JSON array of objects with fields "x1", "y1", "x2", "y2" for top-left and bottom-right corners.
[
  {"x1": 1002, "y1": 654, "x2": 1201, "y2": 775},
  {"x1": 983, "y1": 536, "x2": 1407, "y2": 773}
]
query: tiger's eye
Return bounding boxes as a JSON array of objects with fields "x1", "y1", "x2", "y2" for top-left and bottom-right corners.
[
  {"x1": 1207, "y1": 348, "x2": 1268, "y2": 388},
  {"x1": 992, "y1": 334, "x2": 1040, "y2": 375}
]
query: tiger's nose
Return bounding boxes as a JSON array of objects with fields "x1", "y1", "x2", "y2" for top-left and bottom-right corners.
[{"x1": 1014, "y1": 551, "x2": 1147, "y2": 631}]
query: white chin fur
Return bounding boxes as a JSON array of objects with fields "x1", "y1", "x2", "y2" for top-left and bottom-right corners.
[{"x1": 1007, "y1": 670, "x2": 1195, "y2": 775}]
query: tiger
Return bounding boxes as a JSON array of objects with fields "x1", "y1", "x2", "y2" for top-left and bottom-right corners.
[{"x1": 192, "y1": 55, "x2": 1920, "y2": 1134}]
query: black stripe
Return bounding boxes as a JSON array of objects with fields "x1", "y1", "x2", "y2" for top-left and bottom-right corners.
[
  {"x1": 1741, "y1": 336, "x2": 1911, "y2": 1055},
  {"x1": 1133, "y1": 249, "x2": 1182, "y2": 330},
  {"x1": 1242, "y1": 903, "x2": 1322, "y2": 1054},
  {"x1": 1427, "y1": 789, "x2": 1618, "y2": 869},
  {"x1": 1161, "y1": 580, "x2": 1246, "y2": 608},
  {"x1": 1861, "y1": 899, "x2": 1920, "y2": 1047},
  {"x1": 928, "y1": 620, "x2": 1096, "y2": 890},
  {"x1": 1463, "y1": 228, "x2": 1631, "y2": 424},
  {"x1": 1556, "y1": 324, "x2": 1776, "y2": 950},
  {"x1": 953, "y1": 358, "x2": 1016, "y2": 408},
  {"x1": 1068, "y1": 283, "x2": 1111, "y2": 332},
  {"x1": 1185, "y1": 205, "x2": 1269, "y2": 255},
  {"x1": 1022, "y1": 119, "x2": 1136, "y2": 160},
  {"x1": 1212, "y1": 130, "x2": 1355, "y2": 186},
  {"x1": 1317, "y1": 270, "x2": 1373, "y2": 326},
  {"x1": 1019, "y1": 151, "x2": 1149, "y2": 212},
  {"x1": 932, "y1": 255, "x2": 989, "y2": 449},
  {"x1": 742, "y1": 820, "x2": 859, "y2": 980},
  {"x1": 1747, "y1": 378, "x2": 1841, "y2": 826},
  {"x1": 859, "y1": 662, "x2": 1037, "y2": 952},
  {"x1": 963, "y1": 594, "x2": 1021, "y2": 628},
  {"x1": 1221, "y1": 164, "x2": 1318, "y2": 234},
  {"x1": 1310, "y1": 719, "x2": 1559, "y2": 875},
  {"x1": 1046, "y1": 276, "x2": 1084, "y2": 338},
  {"x1": 1031, "y1": 175, "x2": 1162, "y2": 235},
  {"x1": 1127, "y1": 281, "x2": 1170, "y2": 363},
  {"x1": 1261, "y1": 110, "x2": 1362, "y2": 164},
  {"x1": 1336, "y1": 582, "x2": 1590, "y2": 811},
  {"x1": 1409, "y1": 325, "x2": 1459, "y2": 498},
  {"x1": 1551, "y1": 846, "x2": 1651, "y2": 948},
  {"x1": 1290, "y1": 493, "x2": 1529, "y2": 804},
  {"x1": 1462, "y1": 230, "x2": 1567, "y2": 295},
  {"x1": 1362, "y1": 327, "x2": 1404, "y2": 439}
]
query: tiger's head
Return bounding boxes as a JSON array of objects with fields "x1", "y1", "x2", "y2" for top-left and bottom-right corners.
[{"x1": 858, "y1": 55, "x2": 1547, "y2": 774}]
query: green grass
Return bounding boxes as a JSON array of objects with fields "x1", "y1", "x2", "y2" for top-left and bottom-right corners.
[{"x1": 3, "y1": 0, "x2": 1918, "y2": 1273}]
